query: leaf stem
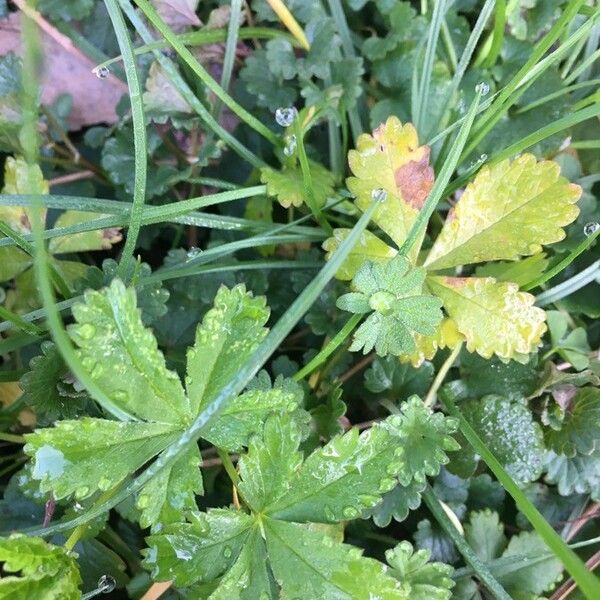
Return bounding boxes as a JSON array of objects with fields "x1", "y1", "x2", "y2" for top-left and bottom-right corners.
[
  {"x1": 265, "y1": 0, "x2": 310, "y2": 50},
  {"x1": 293, "y1": 314, "x2": 362, "y2": 382},
  {"x1": 216, "y1": 448, "x2": 241, "y2": 487},
  {"x1": 423, "y1": 486, "x2": 512, "y2": 600},
  {"x1": 424, "y1": 342, "x2": 463, "y2": 408},
  {"x1": 0, "y1": 432, "x2": 26, "y2": 444}
]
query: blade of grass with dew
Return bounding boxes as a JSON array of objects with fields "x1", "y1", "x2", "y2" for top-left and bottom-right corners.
[
  {"x1": 117, "y1": 0, "x2": 265, "y2": 168},
  {"x1": 462, "y1": 0, "x2": 591, "y2": 160},
  {"x1": 104, "y1": 0, "x2": 148, "y2": 281},
  {"x1": 422, "y1": 486, "x2": 512, "y2": 600},
  {"x1": 565, "y1": 47, "x2": 600, "y2": 85},
  {"x1": 536, "y1": 260, "x2": 600, "y2": 307},
  {"x1": 20, "y1": 0, "x2": 138, "y2": 422},
  {"x1": 17, "y1": 199, "x2": 382, "y2": 538},
  {"x1": 399, "y1": 84, "x2": 483, "y2": 257},
  {"x1": 442, "y1": 396, "x2": 600, "y2": 598},
  {"x1": 132, "y1": 0, "x2": 279, "y2": 146},
  {"x1": 429, "y1": 0, "x2": 494, "y2": 140},
  {"x1": 481, "y1": 0, "x2": 506, "y2": 69},
  {"x1": 514, "y1": 79, "x2": 600, "y2": 115},
  {"x1": 414, "y1": 0, "x2": 447, "y2": 135}
]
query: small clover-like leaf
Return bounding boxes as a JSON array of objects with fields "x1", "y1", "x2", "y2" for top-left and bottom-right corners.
[
  {"x1": 427, "y1": 276, "x2": 546, "y2": 360},
  {"x1": 424, "y1": 154, "x2": 581, "y2": 270},
  {"x1": 338, "y1": 256, "x2": 443, "y2": 357},
  {"x1": 369, "y1": 479, "x2": 426, "y2": 527},
  {"x1": 464, "y1": 509, "x2": 507, "y2": 561},
  {"x1": 0, "y1": 534, "x2": 81, "y2": 599},
  {"x1": 544, "y1": 449, "x2": 600, "y2": 499},
  {"x1": 261, "y1": 161, "x2": 335, "y2": 208},
  {"x1": 385, "y1": 540, "x2": 455, "y2": 600},
  {"x1": 347, "y1": 116, "x2": 434, "y2": 253},
  {"x1": 386, "y1": 396, "x2": 460, "y2": 485}
]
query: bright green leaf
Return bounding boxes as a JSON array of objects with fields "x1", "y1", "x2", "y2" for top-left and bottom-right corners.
[
  {"x1": 48, "y1": 211, "x2": 122, "y2": 254},
  {"x1": 464, "y1": 509, "x2": 507, "y2": 561}
]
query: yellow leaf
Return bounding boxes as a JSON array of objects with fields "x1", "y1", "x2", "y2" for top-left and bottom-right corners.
[
  {"x1": 322, "y1": 228, "x2": 397, "y2": 281},
  {"x1": 347, "y1": 117, "x2": 433, "y2": 253},
  {"x1": 399, "y1": 318, "x2": 463, "y2": 367},
  {"x1": 427, "y1": 276, "x2": 546, "y2": 359},
  {"x1": 0, "y1": 156, "x2": 49, "y2": 234},
  {"x1": 425, "y1": 154, "x2": 581, "y2": 270}
]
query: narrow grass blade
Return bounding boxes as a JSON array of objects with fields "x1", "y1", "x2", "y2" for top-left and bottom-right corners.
[
  {"x1": 104, "y1": 0, "x2": 148, "y2": 280},
  {"x1": 265, "y1": 0, "x2": 310, "y2": 50}
]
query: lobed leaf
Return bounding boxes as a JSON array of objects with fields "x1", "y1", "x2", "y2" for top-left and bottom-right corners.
[
  {"x1": 427, "y1": 276, "x2": 546, "y2": 359},
  {"x1": 69, "y1": 279, "x2": 190, "y2": 424},
  {"x1": 425, "y1": 155, "x2": 581, "y2": 270},
  {"x1": 347, "y1": 116, "x2": 433, "y2": 253}
]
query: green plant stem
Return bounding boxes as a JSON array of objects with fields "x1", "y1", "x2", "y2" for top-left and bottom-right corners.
[
  {"x1": 565, "y1": 47, "x2": 600, "y2": 85},
  {"x1": 482, "y1": 0, "x2": 506, "y2": 68},
  {"x1": 424, "y1": 342, "x2": 463, "y2": 407},
  {"x1": 216, "y1": 448, "x2": 240, "y2": 487},
  {"x1": 293, "y1": 314, "x2": 362, "y2": 381},
  {"x1": 132, "y1": 0, "x2": 279, "y2": 147},
  {"x1": 94, "y1": 27, "x2": 298, "y2": 72},
  {"x1": 441, "y1": 396, "x2": 600, "y2": 598},
  {"x1": 523, "y1": 227, "x2": 600, "y2": 291},
  {"x1": 104, "y1": 0, "x2": 148, "y2": 281},
  {"x1": 536, "y1": 260, "x2": 600, "y2": 307},
  {"x1": 19, "y1": 200, "x2": 381, "y2": 539},
  {"x1": 399, "y1": 85, "x2": 482, "y2": 257},
  {"x1": 423, "y1": 487, "x2": 512, "y2": 600},
  {"x1": 0, "y1": 432, "x2": 25, "y2": 444},
  {"x1": 293, "y1": 118, "x2": 332, "y2": 233},
  {"x1": 0, "y1": 305, "x2": 44, "y2": 337},
  {"x1": 441, "y1": 19, "x2": 457, "y2": 73}
]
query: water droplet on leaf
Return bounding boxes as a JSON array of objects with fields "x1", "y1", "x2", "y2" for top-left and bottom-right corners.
[
  {"x1": 275, "y1": 106, "x2": 298, "y2": 127},
  {"x1": 98, "y1": 574, "x2": 116, "y2": 593},
  {"x1": 371, "y1": 188, "x2": 388, "y2": 203},
  {"x1": 283, "y1": 134, "x2": 297, "y2": 157},
  {"x1": 94, "y1": 66, "x2": 110, "y2": 80},
  {"x1": 342, "y1": 506, "x2": 359, "y2": 519},
  {"x1": 584, "y1": 221, "x2": 599, "y2": 237},
  {"x1": 223, "y1": 546, "x2": 232, "y2": 558},
  {"x1": 475, "y1": 81, "x2": 490, "y2": 95},
  {"x1": 78, "y1": 324, "x2": 96, "y2": 340}
]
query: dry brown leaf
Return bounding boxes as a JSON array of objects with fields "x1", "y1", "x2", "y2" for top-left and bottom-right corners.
[
  {"x1": 0, "y1": 13, "x2": 127, "y2": 130},
  {"x1": 153, "y1": 0, "x2": 201, "y2": 32}
]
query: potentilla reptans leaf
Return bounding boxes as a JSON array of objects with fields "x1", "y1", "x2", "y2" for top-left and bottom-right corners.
[
  {"x1": 186, "y1": 284, "x2": 270, "y2": 416},
  {"x1": 69, "y1": 279, "x2": 190, "y2": 424},
  {"x1": 424, "y1": 155, "x2": 581, "y2": 270},
  {"x1": 0, "y1": 535, "x2": 81, "y2": 599},
  {"x1": 347, "y1": 116, "x2": 434, "y2": 253},
  {"x1": 427, "y1": 276, "x2": 546, "y2": 359}
]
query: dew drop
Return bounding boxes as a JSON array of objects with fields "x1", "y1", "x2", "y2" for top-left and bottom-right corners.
[
  {"x1": 275, "y1": 106, "x2": 298, "y2": 127},
  {"x1": 324, "y1": 505, "x2": 336, "y2": 521},
  {"x1": 378, "y1": 477, "x2": 396, "y2": 493},
  {"x1": 98, "y1": 574, "x2": 116, "y2": 593},
  {"x1": 112, "y1": 390, "x2": 127, "y2": 403},
  {"x1": 73, "y1": 501, "x2": 84, "y2": 512},
  {"x1": 94, "y1": 66, "x2": 110, "y2": 80},
  {"x1": 187, "y1": 246, "x2": 201, "y2": 259},
  {"x1": 371, "y1": 188, "x2": 388, "y2": 203},
  {"x1": 98, "y1": 476, "x2": 112, "y2": 491},
  {"x1": 75, "y1": 486, "x2": 90, "y2": 499},
  {"x1": 478, "y1": 153, "x2": 488, "y2": 163},
  {"x1": 386, "y1": 461, "x2": 402, "y2": 476},
  {"x1": 223, "y1": 546, "x2": 232, "y2": 558},
  {"x1": 583, "y1": 221, "x2": 599, "y2": 237},
  {"x1": 475, "y1": 81, "x2": 490, "y2": 96},
  {"x1": 342, "y1": 505, "x2": 359, "y2": 519},
  {"x1": 283, "y1": 134, "x2": 297, "y2": 157}
]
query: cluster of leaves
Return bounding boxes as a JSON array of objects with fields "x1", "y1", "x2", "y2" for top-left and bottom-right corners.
[{"x1": 0, "y1": 0, "x2": 599, "y2": 599}]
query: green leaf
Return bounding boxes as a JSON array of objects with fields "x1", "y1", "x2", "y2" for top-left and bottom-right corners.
[
  {"x1": 474, "y1": 253, "x2": 549, "y2": 288},
  {"x1": 0, "y1": 247, "x2": 32, "y2": 282},
  {"x1": 427, "y1": 276, "x2": 546, "y2": 360},
  {"x1": 364, "y1": 356, "x2": 433, "y2": 398},
  {"x1": 144, "y1": 509, "x2": 255, "y2": 587},
  {"x1": 24, "y1": 418, "x2": 180, "y2": 501},
  {"x1": 264, "y1": 517, "x2": 404, "y2": 598},
  {"x1": 136, "y1": 446, "x2": 203, "y2": 529},
  {"x1": 387, "y1": 396, "x2": 460, "y2": 485},
  {"x1": 202, "y1": 373, "x2": 304, "y2": 452},
  {"x1": 338, "y1": 256, "x2": 443, "y2": 357},
  {"x1": 546, "y1": 310, "x2": 591, "y2": 371},
  {"x1": 322, "y1": 228, "x2": 397, "y2": 281},
  {"x1": 424, "y1": 155, "x2": 581, "y2": 270},
  {"x1": 69, "y1": 278, "x2": 190, "y2": 424},
  {"x1": 186, "y1": 285, "x2": 269, "y2": 417},
  {"x1": 498, "y1": 531, "x2": 563, "y2": 596},
  {"x1": 39, "y1": 0, "x2": 94, "y2": 21},
  {"x1": 369, "y1": 479, "x2": 426, "y2": 527},
  {"x1": 464, "y1": 510, "x2": 507, "y2": 562},
  {"x1": 465, "y1": 395, "x2": 545, "y2": 484},
  {"x1": 48, "y1": 211, "x2": 122, "y2": 254},
  {"x1": 385, "y1": 540, "x2": 454, "y2": 600},
  {"x1": 347, "y1": 116, "x2": 434, "y2": 253},
  {"x1": 529, "y1": 361, "x2": 600, "y2": 400},
  {"x1": 544, "y1": 449, "x2": 600, "y2": 499},
  {"x1": 19, "y1": 341, "x2": 88, "y2": 422},
  {"x1": 0, "y1": 535, "x2": 81, "y2": 599},
  {"x1": 545, "y1": 387, "x2": 600, "y2": 457},
  {"x1": 261, "y1": 161, "x2": 335, "y2": 209}
]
